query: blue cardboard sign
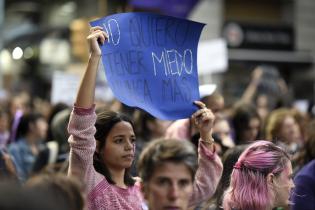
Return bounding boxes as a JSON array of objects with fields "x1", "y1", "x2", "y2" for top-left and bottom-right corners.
[{"x1": 90, "y1": 12, "x2": 205, "y2": 120}]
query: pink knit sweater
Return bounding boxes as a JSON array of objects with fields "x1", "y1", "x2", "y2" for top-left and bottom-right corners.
[{"x1": 67, "y1": 106, "x2": 223, "y2": 210}]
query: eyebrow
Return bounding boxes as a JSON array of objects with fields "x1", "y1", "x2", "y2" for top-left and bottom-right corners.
[{"x1": 113, "y1": 134, "x2": 135, "y2": 138}]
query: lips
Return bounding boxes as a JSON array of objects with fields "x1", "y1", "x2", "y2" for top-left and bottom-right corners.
[{"x1": 122, "y1": 154, "x2": 134, "y2": 159}]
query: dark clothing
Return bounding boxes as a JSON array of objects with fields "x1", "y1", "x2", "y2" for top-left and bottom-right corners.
[{"x1": 291, "y1": 159, "x2": 315, "y2": 210}]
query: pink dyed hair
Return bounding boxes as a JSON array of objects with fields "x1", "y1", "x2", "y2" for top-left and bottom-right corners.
[{"x1": 222, "y1": 140, "x2": 290, "y2": 210}]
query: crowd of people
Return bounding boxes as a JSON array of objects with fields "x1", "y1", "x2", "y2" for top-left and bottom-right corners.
[{"x1": 0, "y1": 26, "x2": 314, "y2": 210}]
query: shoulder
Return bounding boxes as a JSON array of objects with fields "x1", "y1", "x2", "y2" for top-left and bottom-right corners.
[
  {"x1": 8, "y1": 141, "x2": 23, "y2": 152},
  {"x1": 168, "y1": 119, "x2": 190, "y2": 128},
  {"x1": 296, "y1": 160, "x2": 315, "y2": 178},
  {"x1": 165, "y1": 119, "x2": 191, "y2": 139},
  {"x1": 294, "y1": 160, "x2": 315, "y2": 186}
]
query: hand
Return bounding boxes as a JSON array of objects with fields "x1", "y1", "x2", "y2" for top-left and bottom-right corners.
[
  {"x1": 2, "y1": 152, "x2": 17, "y2": 178},
  {"x1": 251, "y1": 67, "x2": 263, "y2": 84},
  {"x1": 192, "y1": 101, "x2": 215, "y2": 141},
  {"x1": 87, "y1": 26, "x2": 108, "y2": 57},
  {"x1": 277, "y1": 78, "x2": 288, "y2": 94}
]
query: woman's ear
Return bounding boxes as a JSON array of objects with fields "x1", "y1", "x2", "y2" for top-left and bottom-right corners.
[{"x1": 267, "y1": 173, "x2": 275, "y2": 186}]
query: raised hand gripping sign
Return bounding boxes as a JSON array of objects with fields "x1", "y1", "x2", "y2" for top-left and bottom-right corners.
[{"x1": 90, "y1": 12, "x2": 205, "y2": 120}]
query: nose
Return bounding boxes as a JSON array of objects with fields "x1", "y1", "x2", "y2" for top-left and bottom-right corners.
[
  {"x1": 167, "y1": 183, "x2": 179, "y2": 201},
  {"x1": 124, "y1": 140, "x2": 133, "y2": 151}
]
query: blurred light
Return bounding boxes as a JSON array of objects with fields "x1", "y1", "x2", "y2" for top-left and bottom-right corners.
[
  {"x1": 12, "y1": 47, "x2": 23, "y2": 60},
  {"x1": 24, "y1": 47, "x2": 34, "y2": 59},
  {"x1": 61, "y1": 2, "x2": 76, "y2": 14},
  {"x1": 0, "y1": 49, "x2": 13, "y2": 73}
]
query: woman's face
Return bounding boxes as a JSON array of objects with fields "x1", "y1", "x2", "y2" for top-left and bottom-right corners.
[
  {"x1": 213, "y1": 119, "x2": 234, "y2": 148},
  {"x1": 31, "y1": 118, "x2": 48, "y2": 141},
  {"x1": 102, "y1": 121, "x2": 136, "y2": 170},
  {"x1": 241, "y1": 118, "x2": 260, "y2": 142},
  {"x1": 142, "y1": 162, "x2": 193, "y2": 210},
  {"x1": 272, "y1": 161, "x2": 295, "y2": 208},
  {"x1": 213, "y1": 120, "x2": 231, "y2": 141},
  {"x1": 279, "y1": 116, "x2": 301, "y2": 144}
]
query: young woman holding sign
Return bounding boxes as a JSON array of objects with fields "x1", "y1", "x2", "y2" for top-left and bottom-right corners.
[{"x1": 67, "y1": 26, "x2": 223, "y2": 210}]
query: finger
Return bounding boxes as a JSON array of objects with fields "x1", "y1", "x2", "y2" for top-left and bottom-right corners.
[
  {"x1": 88, "y1": 31, "x2": 107, "y2": 44},
  {"x1": 97, "y1": 31, "x2": 106, "y2": 44},
  {"x1": 102, "y1": 31, "x2": 109, "y2": 40},
  {"x1": 95, "y1": 31, "x2": 108, "y2": 44},
  {"x1": 90, "y1": 26, "x2": 103, "y2": 33},
  {"x1": 194, "y1": 110, "x2": 210, "y2": 125},
  {"x1": 192, "y1": 108, "x2": 209, "y2": 119},
  {"x1": 194, "y1": 101, "x2": 206, "y2": 109}
]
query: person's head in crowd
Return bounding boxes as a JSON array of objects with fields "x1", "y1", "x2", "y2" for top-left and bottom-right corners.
[
  {"x1": 0, "y1": 181, "x2": 50, "y2": 210},
  {"x1": 133, "y1": 109, "x2": 171, "y2": 142},
  {"x1": 93, "y1": 109, "x2": 136, "y2": 186},
  {"x1": 199, "y1": 84, "x2": 224, "y2": 116},
  {"x1": 15, "y1": 111, "x2": 48, "y2": 142},
  {"x1": 223, "y1": 140, "x2": 294, "y2": 210},
  {"x1": 138, "y1": 138, "x2": 198, "y2": 210},
  {"x1": 25, "y1": 173, "x2": 84, "y2": 210},
  {"x1": 8, "y1": 92, "x2": 32, "y2": 120},
  {"x1": 212, "y1": 113, "x2": 234, "y2": 155},
  {"x1": 46, "y1": 102, "x2": 69, "y2": 142},
  {"x1": 50, "y1": 108, "x2": 71, "y2": 153},
  {"x1": 231, "y1": 103, "x2": 261, "y2": 145},
  {"x1": 265, "y1": 108, "x2": 302, "y2": 146},
  {"x1": 254, "y1": 65, "x2": 289, "y2": 110},
  {"x1": 0, "y1": 174, "x2": 83, "y2": 210},
  {"x1": 296, "y1": 119, "x2": 315, "y2": 167}
]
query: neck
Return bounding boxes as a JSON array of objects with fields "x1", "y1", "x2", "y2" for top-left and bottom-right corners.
[{"x1": 109, "y1": 168, "x2": 127, "y2": 188}]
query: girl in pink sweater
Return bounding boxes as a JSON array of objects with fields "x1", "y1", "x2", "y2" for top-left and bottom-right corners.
[{"x1": 67, "y1": 26, "x2": 223, "y2": 210}]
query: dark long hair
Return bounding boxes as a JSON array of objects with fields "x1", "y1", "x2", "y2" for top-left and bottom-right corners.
[
  {"x1": 232, "y1": 103, "x2": 260, "y2": 144},
  {"x1": 93, "y1": 109, "x2": 136, "y2": 186}
]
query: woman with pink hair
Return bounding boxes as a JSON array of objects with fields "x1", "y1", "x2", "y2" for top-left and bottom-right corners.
[{"x1": 222, "y1": 140, "x2": 294, "y2": 210}]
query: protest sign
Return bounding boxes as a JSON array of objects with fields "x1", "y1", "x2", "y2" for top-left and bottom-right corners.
[{"x1": 90, "y1": 12, "x2": 204, "y2": 120}]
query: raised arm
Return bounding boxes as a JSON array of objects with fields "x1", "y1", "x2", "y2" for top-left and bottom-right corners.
[
  {"x1": 189, "y1": 101, "x2": 223, "y2": 207},
  {"x1": 192, "y1": 101, "x2": 215, "y2": 150},
  {"x1": 75, "y1": 26, "x2": 108, "y2": 108},
  {"x1": 67, "y1": 27, "x2": 108, "y2": 187},
  {"x1": 240, "y1": 67, "x2": 263, "y2": 104}
]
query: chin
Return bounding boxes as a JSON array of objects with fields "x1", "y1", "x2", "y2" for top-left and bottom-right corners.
[
  {"x1": 275, "y1": 200, "x2": 290, "y2": 208},
  {"x1": 123, "y1": 163, "x2": 133, "y2": 168}
]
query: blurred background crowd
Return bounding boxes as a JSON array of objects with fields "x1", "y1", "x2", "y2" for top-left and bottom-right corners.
[{"x1": 0, "y1": 0, "x2": 315, "y2": 210}]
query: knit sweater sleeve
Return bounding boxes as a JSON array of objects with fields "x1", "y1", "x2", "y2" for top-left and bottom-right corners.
[
  {"x1": 67, "y1": 105, "x2": 102, "y2": 192},
  {"x1": 188, "y1": 141, "x2": 223, "y2": 208}
]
